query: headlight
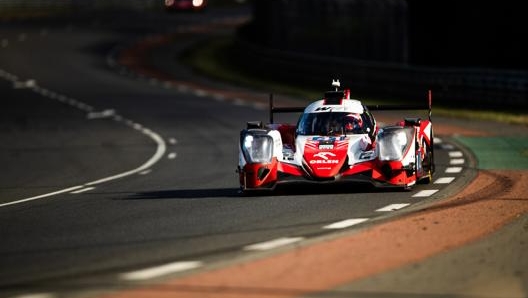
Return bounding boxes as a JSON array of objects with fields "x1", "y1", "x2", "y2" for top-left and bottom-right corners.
[
  {"x1": 378, "y1": 128, "x2": 410, "y2": 161},
  {"x1": 242, "y1": 133, "x2": 273, "y2": 163}
]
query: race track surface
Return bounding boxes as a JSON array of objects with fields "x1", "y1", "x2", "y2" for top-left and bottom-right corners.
[{"x1": 1, "y1": 6, "x2": 527, "y2": 298}]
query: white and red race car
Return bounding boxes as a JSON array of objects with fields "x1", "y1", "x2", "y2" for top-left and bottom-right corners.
[
  {"x1": 164, "y1": 0, "x2": 207, "y2": 11},
  {"x1": 237, "y1": 80, "x2": 435, "y2": 193}
]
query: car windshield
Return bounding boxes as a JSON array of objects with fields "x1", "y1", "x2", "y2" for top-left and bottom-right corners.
[{"x1": 296, "y1": 112, "x2": 365, "y2": 136}]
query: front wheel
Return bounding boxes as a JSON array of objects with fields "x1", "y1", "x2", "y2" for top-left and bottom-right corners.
[{"x1": 418, "y1": 130, "x2": 434, "y2": 184}]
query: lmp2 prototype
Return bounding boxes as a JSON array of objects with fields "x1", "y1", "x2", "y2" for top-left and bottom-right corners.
[{"x1": 237, "y1": 80, "x2": 435, "y2": 193}]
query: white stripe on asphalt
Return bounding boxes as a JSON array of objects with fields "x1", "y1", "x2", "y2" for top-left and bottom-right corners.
[
  {"x1": 0, "y1": 98, "x2": 167, "y2": 207},
  {"x1": 0, "y1": 186, "x2": 83, "y2": 208},
  {"x1": 412, "y1": 189, "x2": 439, "y2": 197},
  {"x1": 323, "y1": 218, "x2": 369, "y2": 229},
  {"x1": 244, "y1": 237, "x2": 304, "y2": 251},
  {"x1": 376, "y1": 204, "x2": 410, "y2": 212},
  {"x1": 213, "y1": 94, "x2": 225, "y2": 101},
  {"x1": 448, "y1": 151, "x2": 463, "y2": 158},
  {"x1": 13, "y1": 79, "x2": 36, "y2": 89},
  {"x1": 434, "y1": 177, "x2": 456, "y2": 184},
  {"x1": 194, "y1": 89, "x2": 208, "y2": 97},
  {"x1": 70, "y1": 187, "x2": 95, "y2": 194},
  {"x1": 84, "y1": 130, "x2": 166, "y2": 186},
  {"x1": 445, "y1": 167, "x2": 463, "y2": 173},
  {"x1": 233, "y1": 98, "x2": 246, "y2": 106},
  {"x1": 120, "y1": 261, "x2": 203, "y2": 281},
  {"x1": 450, "y1": 159, "x2": 465, "y2": 165}
]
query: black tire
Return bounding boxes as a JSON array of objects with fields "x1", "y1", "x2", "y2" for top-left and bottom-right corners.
[{"x1": 418, "y1": 128, "x2": 434, "y2": 184}]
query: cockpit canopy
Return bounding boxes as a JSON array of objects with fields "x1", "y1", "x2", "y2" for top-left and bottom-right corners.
[
  {"x1": 296, "y1": 111, "x2": 368, "y2": 136},
  {"x1": 291, "y1": 82, "x2": 376, "y2": 138}
]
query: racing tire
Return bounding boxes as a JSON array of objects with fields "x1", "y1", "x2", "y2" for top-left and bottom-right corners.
[{"x1": 418, "y1": 129, "x2": 434, "y2": 184}]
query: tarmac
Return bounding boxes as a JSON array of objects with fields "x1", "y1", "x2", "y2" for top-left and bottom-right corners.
[{"x1": 101, "y1": 20, "x2": 528, "y2": 298}]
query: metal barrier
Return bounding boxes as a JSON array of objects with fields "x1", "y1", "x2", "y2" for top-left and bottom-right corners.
[
  {"x1": 0, "y1": 0, "x2": 158, "y2": 12},
  {"x1": 232, "y1": 38, "x2": 528, "y2": 109}
]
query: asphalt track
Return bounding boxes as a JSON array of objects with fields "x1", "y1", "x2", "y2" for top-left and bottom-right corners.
[{"x1": 1, "y1": 6, "x2": 527, "y2": 298}]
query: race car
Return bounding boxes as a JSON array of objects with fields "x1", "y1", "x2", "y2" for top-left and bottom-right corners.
[
  {"x1": 164, "y1": 0, "x2": 207, "y2": 11},
  {"x1": 237, "y1": 80, "x2": 435, "y2": 193}
]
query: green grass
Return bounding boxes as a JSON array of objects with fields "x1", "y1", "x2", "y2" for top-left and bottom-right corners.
[
  {"x1": 181, "y1": 36, "x2": 528, "y2": 126},
  {"x1": 434, "y1": 108, "x2": 528, "y2": 126},
  {"x1": 180, "y1": 37, "x2": 321, "y2": 100}
]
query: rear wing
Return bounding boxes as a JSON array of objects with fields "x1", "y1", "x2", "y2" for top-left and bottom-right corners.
[
  {"x1": 269, "y1": 94, "x2": 304, "y2": 124},
  {"x1": 269, "y1": 90, "x2": 433, "y2": 124}
]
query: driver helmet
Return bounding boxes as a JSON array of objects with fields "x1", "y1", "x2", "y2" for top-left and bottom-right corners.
[{"x1": 344, "y1": 113, "x2": 363, "y2": 132}]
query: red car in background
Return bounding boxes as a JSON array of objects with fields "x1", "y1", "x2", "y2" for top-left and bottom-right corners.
[{"x1": 165, "y1": 0, "x2": 207, "y2": 11}]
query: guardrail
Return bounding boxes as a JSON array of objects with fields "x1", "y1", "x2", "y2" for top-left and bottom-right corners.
[
  {"x1": 232, "y1": 38, "x2": 528, "y2": 110},
  {"x1": 0, "y1": 0, "x2": 158, "y2": 12}
]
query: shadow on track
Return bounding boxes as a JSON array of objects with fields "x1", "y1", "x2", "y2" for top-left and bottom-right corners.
[
  {"x1": 123, "y1": 182, "x2": 405, "y2": 200},
  {"x1": 125, "y1": 188, "x2": 241, "y2": 199}
]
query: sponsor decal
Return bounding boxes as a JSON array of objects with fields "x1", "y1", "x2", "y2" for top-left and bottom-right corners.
[
  {"x1": 310, "y1": 152, "x2": 339, "y2": 164},
  {"x1": 310, "y1": 159, "x2": 339, "y2": 164},
  {"x1": 313, "y1": 152, "x2": 336, "y2": 159},
  {"x1": 311, "y1": 136, "x2": 346, "y2": 142},
  {"x1": 319, "y1": 144, "x2": 334, "y2": 150},
  {"x1": 314, "y1": 106, "x2": 333, "y2": 112},
  {"x1": 303, "y1": 140, "x2": 348, "y2": 177},
  {"x1": 359, "y1": 151, "x2": 375, "y2": 160}
]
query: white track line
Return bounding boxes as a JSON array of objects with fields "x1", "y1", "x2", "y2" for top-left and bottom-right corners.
[
  {"x1": 244, "y1": 237, "x2": 304, "y2": 251},
  {"x1": 139, "y1": 169, "x2": 152, "y2": 175},
  {"x1": 84, "y1": 131, "x2": 165, "y2": 186},
  {"x1": 434, "y1": 177, "x2": 456, "y2": 184},
  {"x1": 0, "y1": 186, "x2": 83, "y2": 207},
  {"x1": 120, "y1": 261, "x2": 202, "y2": 281},
  {"x1": 441, "y1": 144, "x2": 455, "y2": 150},
  {"x1": 194, "y1": 89, "x2": 208, "y2": 97},
  {"x1": 450, "y1": 158, "x2": 465, "y2": 165},
  {"x1": 445, "y1": 167, "x2": 463, "y2": 173},
  {"x1": 376, "y1": 204, "x2": 410, "y2": 212},
  {"x1": 448, "y1": 151, "x2": 463, "y2": 158},
  {"x1": 70, "y1": 187, "x2": 95, "y2": 194},
  {"x1": 0, "y1": 71, "x2": 167, "y2": 208},
  {"x1": 1, "y1": 128, "x2": 165, "y2": 207},
  {"x1": 323, "y1": 218, "x2": 369, "y2": 229},
  {"x1": 413, "y1": 189, "x2": 439, "y2": 197}
]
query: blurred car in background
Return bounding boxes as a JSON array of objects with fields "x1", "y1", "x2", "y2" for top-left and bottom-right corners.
[{"x1": 164, "y1": 0, "x2": 207, "y2": 11}]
